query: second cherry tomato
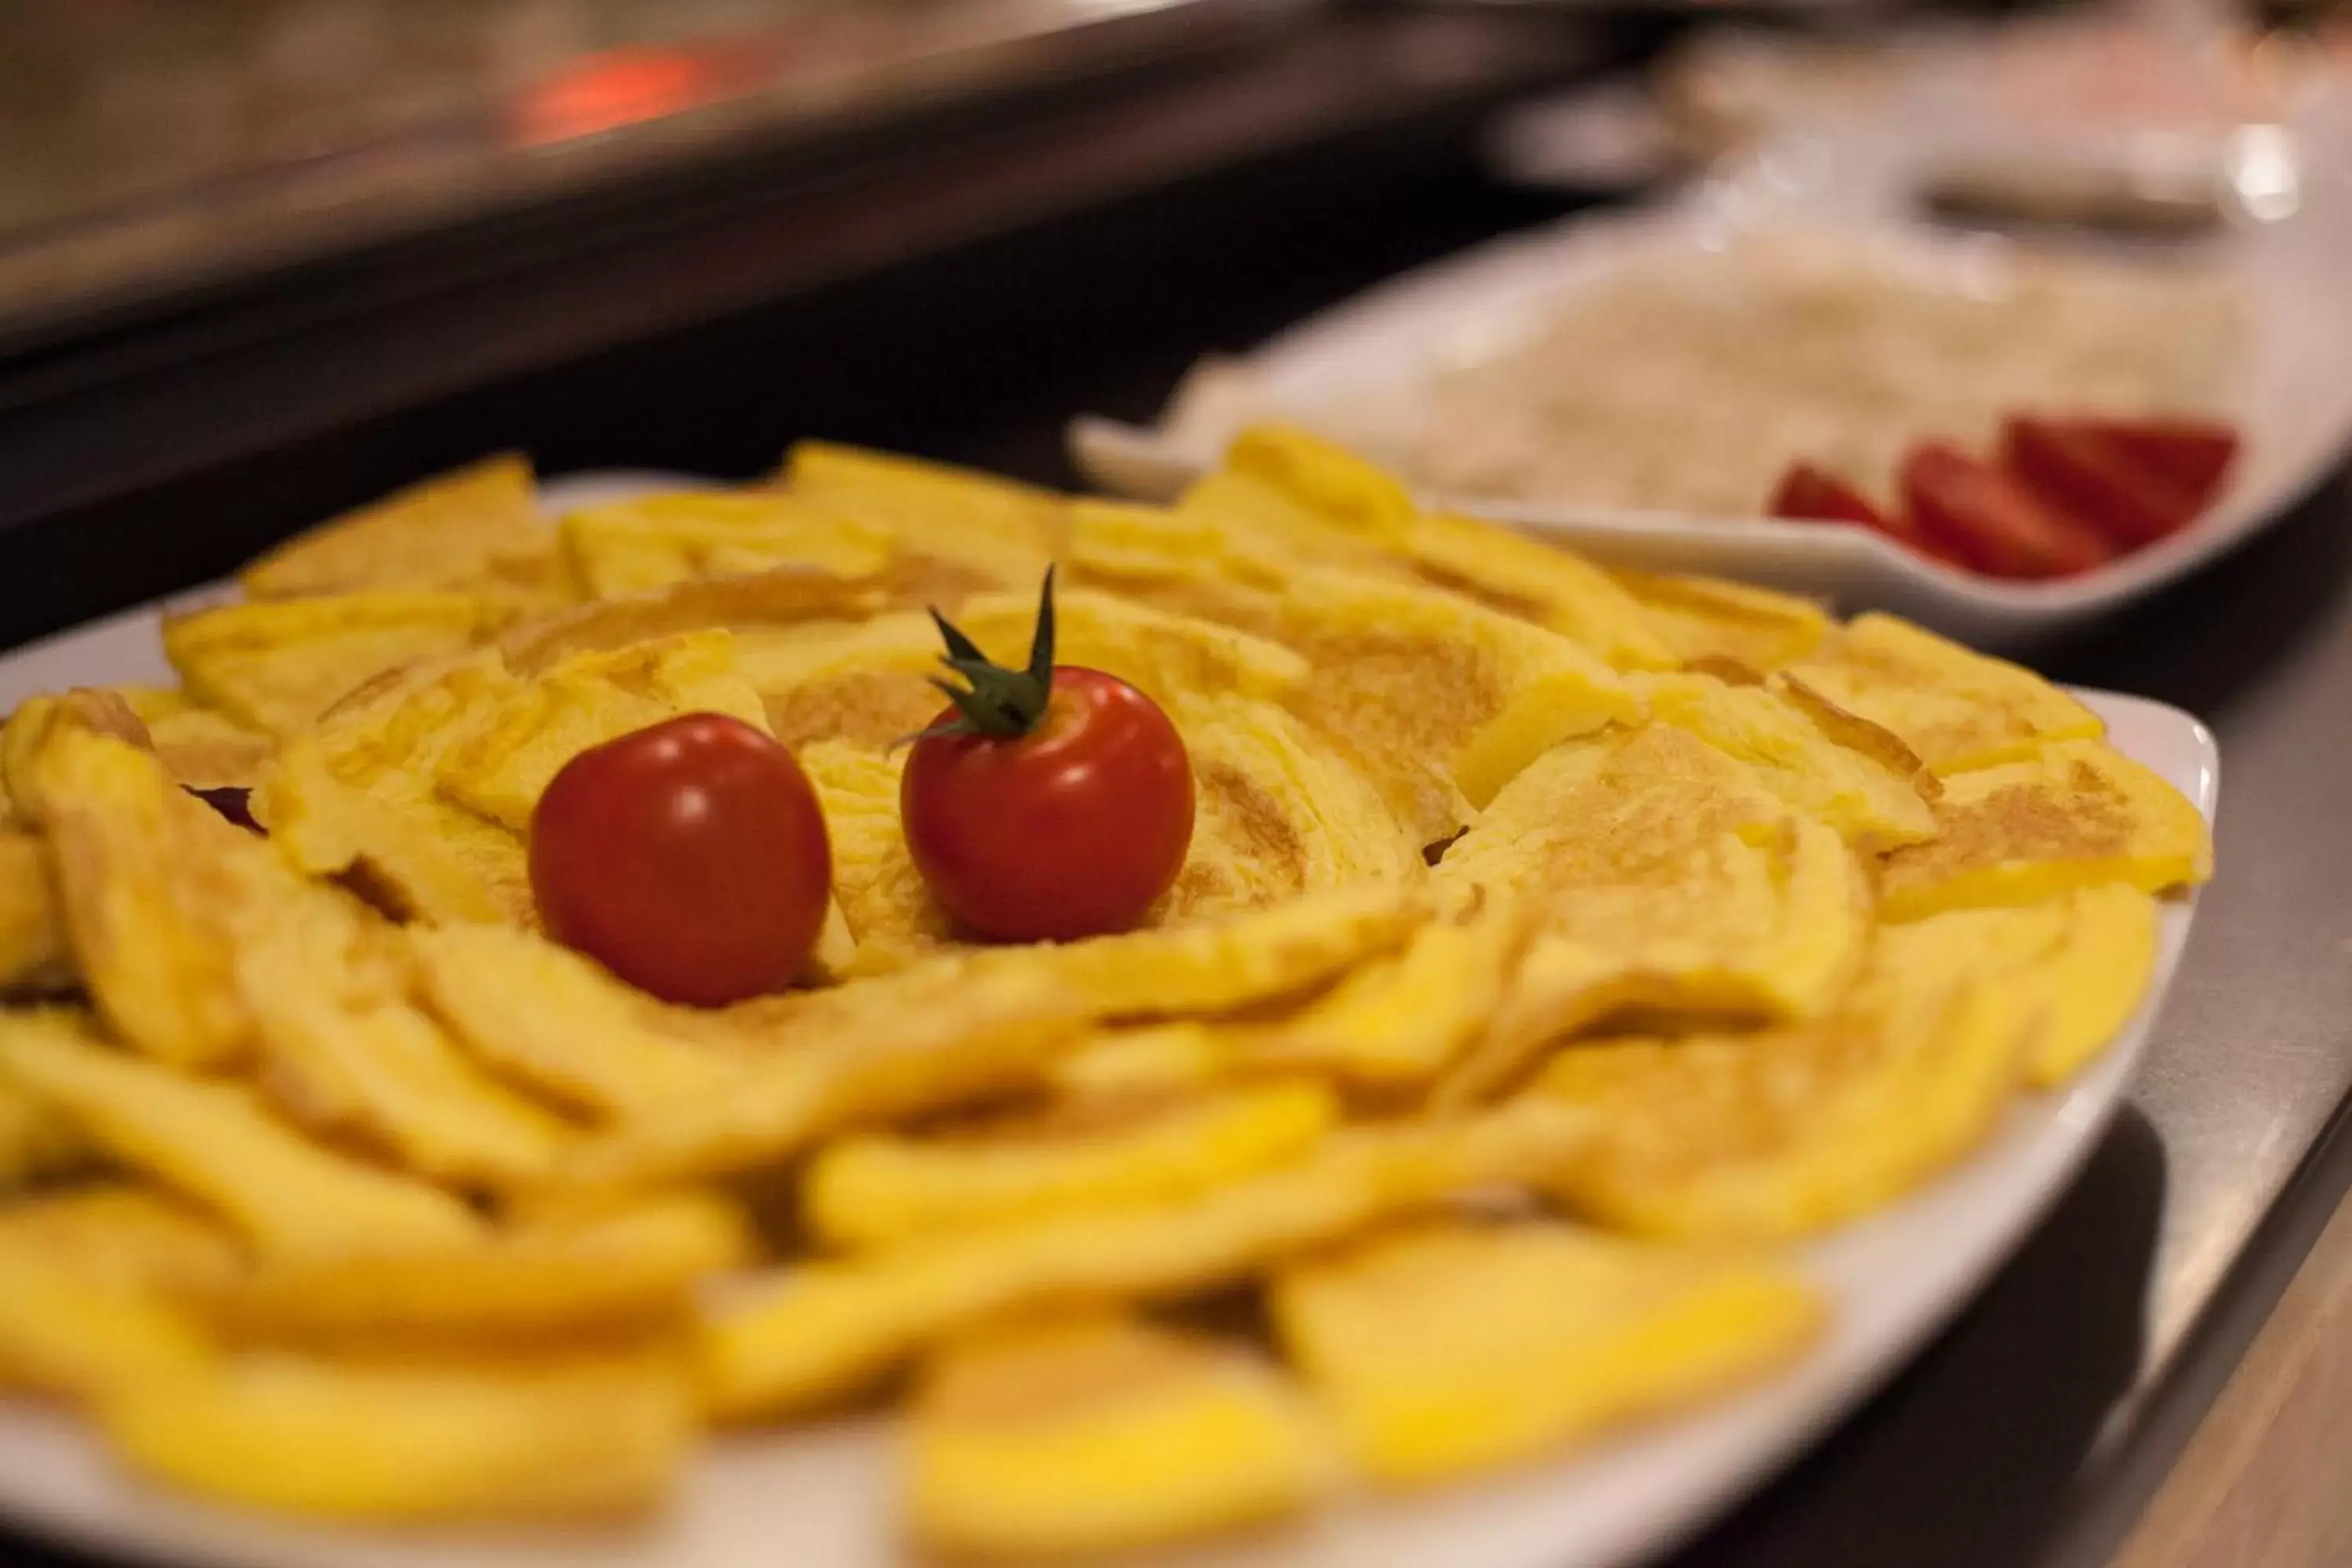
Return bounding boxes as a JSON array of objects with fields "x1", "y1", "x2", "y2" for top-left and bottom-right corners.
[
  {"x1": 898, "y1": 569, "x2": 1193, "y2": 942},
  {"x1": 530, "y1": 712, "x2": 832, "y2": 1007}
]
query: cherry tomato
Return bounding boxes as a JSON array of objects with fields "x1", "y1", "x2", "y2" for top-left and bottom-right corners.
[
  {"x1": 1768, "y1": 461, "x2": 1965, "y2": 567},
  {"x1": 903, "y1": 666, "x2": 1194, "y2": 942},
  {"x1": 530, "y1": 713, "x2": 832, "y2": 1007}
]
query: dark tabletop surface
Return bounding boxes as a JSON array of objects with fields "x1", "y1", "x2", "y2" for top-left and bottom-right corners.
[{"x1": 2, "y1": 8, "x2": 2350, "y2": 1566}]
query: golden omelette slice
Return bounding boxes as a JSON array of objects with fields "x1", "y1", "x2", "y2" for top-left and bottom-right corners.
[
  {"x1": 799, "y1": 695, "x2": 1414, "y2": 974},
  {"x1": 803, "y1": 1081, "x2": 1339, "y2": 1249},
  {"x1": 1635, "y1": 670, "x2": 1937, "y2": 848},
  {"x1": 263, "y1": 632, "x2": 779, "y2": 926},
  {"x1": 1785, "y1": 612, "x2": 2104, "y2": 775},
  {"x1": 222, "y1": 1192, "x2": 752, "y2": 1345},
  {"x1": 102, "y1": 1346, "x2": 694, "y2": 1523},
  {"x1": 0, "y1": 1061, "x2": 87, "y2": 1189},
  {"x1": 1209, "y1": 889, "x2": 1534, "y2": 1093},
  {"x1": 909, "y1": 1312, "x2": 1334, "y2": 1559},
  {"x1": 233, "y1": 884, "x2": 578, "y2": 1188},
  {"x1": 0, "y1": 1009, "x2": 484, "y2": 1256},
  {"x1": 557, "y1": 492, "x2": 895, "y2": 599},
  {"x1": 1610, "y1": 571, "x2": 1833, "y2": 674},
  {"x1": 1, "y1": 688, "x2": 157, "y2": 825},
  {"x1": 1062, "y1": 498, "x2": 1292, "y2": 636},
  {"x1": 0, "y1": 1186, "x2": 230, "y2": 1399},
  {"x1": 781, "y1": 440, "x2": 1062, "y2": 597},
  {"x1": 410, "y1": 924, "x2": 740, "y2": 1117},
  {"x1": 549, "y1": 886, "x2": 1417, "y2": 1192},
  {"x1": 696, "y1": 1097, "x2": 1590, "y2": 1419},
  {"x1": 740, "y1": 589, "x2": 1308, "y2": 753},
  {"x1": 1870, "y1": 884, "x2": 2159, "y2": 1087},
  {"x1": 1433, "y1": 724, "x2": 1868, "y2": 1102},
  {"x1": 432, "y1": 631, "x2": 769, "y2": 831},
  {"x1": 0, "y1": 828, "x2": 70, "y2": 998},
  {"x1": 1277, "y1": 567, "x2": 1642, "y2": 842},
  {"x1": 163, "y1": 590, "x2": 517, "y2": 737},
  {"x1": 1273, "y1": 1221, "x2": 1820, "y2": 1486},
  {"x1": 34, "y1": 725, "x2": 299, "y2": 1067},
  {"x1": 0, "y1": 1185, "x2": 241, "y2": 1301},
  {"x1": 260, "y1": 652, "x2": 538, "y2": 925},
  {"x1": 238, "y1": 454, "x2": 564, "y2": 603},
  {"x1": 0, "y1": 1261, "x2": 212, "y2": 1403},
  {"x1": 1222, "y1": 423, "x2": 1675, "y2": 670},
  {"x1": 13, "y1": 684, "x2": 276, "y2": 796},
  {"x1": 1534, "y1": 943, "x2": 2033, "y2": 1240},
  {"x1": 1878, "y1": 741, "x2": 2210, "y2": 920}
]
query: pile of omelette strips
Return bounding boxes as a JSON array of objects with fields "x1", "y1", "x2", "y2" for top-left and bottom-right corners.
[{"x1": 0, "y1": 429, "x2": 2210, "y2": 1558}]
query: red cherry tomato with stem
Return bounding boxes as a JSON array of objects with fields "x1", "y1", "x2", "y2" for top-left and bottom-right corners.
[
  {"x1": 901, "y1": 569, "x2": 1194, "y2": 943},
  {"x1": 530, "y1": 713, "x2": 832, "y2": 1007}
]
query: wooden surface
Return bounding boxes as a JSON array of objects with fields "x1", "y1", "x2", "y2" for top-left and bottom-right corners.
[{"x1": 2114, "y1": 1173, "x2": 2352, "y2": 1568}]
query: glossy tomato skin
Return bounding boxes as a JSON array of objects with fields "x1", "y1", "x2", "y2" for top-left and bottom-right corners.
[
  {"x1": 530, "y1": 713, "x2": 832, "y2": 1007},
  {"x1": 902, "y1": 667, "x2": 1194, "y2": 943}
]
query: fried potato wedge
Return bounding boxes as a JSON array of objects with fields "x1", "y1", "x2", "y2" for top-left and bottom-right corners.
[
  {"x1": 103, "y1": 1347, "x2": 694, "y2": 1522},
  {"x1": 164, "y1": 591, "x2": 515, "y2": 736},
  {"x1": 560, "y1": 492, "x2": 893, "y2": 598},
  {"x1": 0, "y1": 827, "x2": 71, "y2": 997},
  {"x1": 225, "y1": 1194, "x2": 752, "y2": 1343},
  {"x1": 910, "y1": 1312, "x2": 1333, "y2": 1558},
  {"x1": 35, "y1": 726, "x2": 291, "y2": 1066},
  {"x1": 804, "y1": 1082, "x2": 1339, "y2": 1249},
  {"x1": 1786, "y1": 612, "x2": 2104, "y2": 774},
  {"x1": 1435, "y1": 725, "x2": 1870, "y2": 1100},
  {"x1": 1534, "y1": 957, "x2": 2030, "y2": 1240},
  {"x1": 237, "y1": 889, "x2": 578, "y2": 1186},
  {"x1": 1871, "y1": 884, "x2": 2160, "y2": 1087},
  {"x1": 0, "y1": 1185, "x2": 242, "y2": 1300},
  {"x1": 1610, "y1": 571, "x2": 1833, "y2": 673},
  {"x1": 1637, "y1": 671, "x2": 1937, "y2": 848},
  {"x1": 412, "y1": 924, "x2": 738, "y2": 1116},
  {"x1": 1878, "y1": 741, "x2": 2211, "y2": 920},
  {"x1": 1274, "y1": 1221, "x2": 1820, "y2": 1485},
  {"x1": 0, "y1": 1264, "x2": 212, "y2": 1401},
  {"x1": 239, "y1": 454, "x2": 561, "y2": 601},
  {"x1": 0, "y1": 1009, "x2": 484, "y2": 1254},
  {"x1": 697, "y1": 1098, "x2": 1590, "y2": 1419}
]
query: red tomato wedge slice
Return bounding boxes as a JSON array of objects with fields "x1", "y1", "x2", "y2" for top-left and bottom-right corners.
[
  {"x1": 1769, "y1": 462, "x2": 1965, "y2": 568},
  {"x1": 2073, "y1": 417, "x2": 2239, "y2": 502},
  {"x1": 1900, "y1": 441, "x2": 2114, "y2": 579},
  {"x1": 1769, "y1": 463, "x2": 1889, "y2": 529},
  {"x1": 2002, "y1": 418, "x2": 2202, "y2": 550}
]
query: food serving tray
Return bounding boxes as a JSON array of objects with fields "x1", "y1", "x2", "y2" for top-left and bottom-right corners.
[
  {"x1": 0, "y1": 477, "x2": 2220, "y2": 1568},
  {"x1": 1072, "y1": 129, "x2": 2352, "y2": 648}
]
